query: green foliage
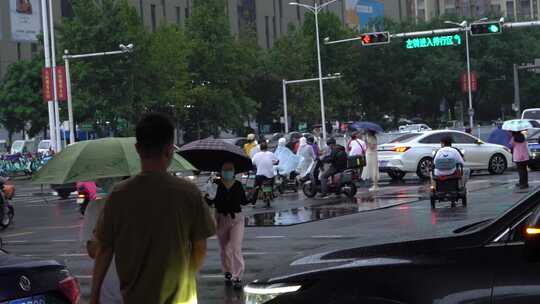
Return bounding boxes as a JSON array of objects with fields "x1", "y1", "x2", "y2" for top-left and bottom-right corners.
[{"x1": 0, "y1": 57, "x2": 48, "y2": 140}]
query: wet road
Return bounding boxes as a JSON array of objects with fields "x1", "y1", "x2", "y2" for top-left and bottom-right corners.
[{"x1": 0, "y1": 171, "x2": 536, "y2": 303}]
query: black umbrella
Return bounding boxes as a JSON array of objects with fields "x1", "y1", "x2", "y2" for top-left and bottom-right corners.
[{"x1": 178, "y1": 139, "x2": 253, "y2": 173}]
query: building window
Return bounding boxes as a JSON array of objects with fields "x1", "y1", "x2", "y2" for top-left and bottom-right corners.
[
  {"x1": 61, "y1": 0, "x2": 73, "y2": 18},
  {"x1": 273, "y1": 16, "x2": 277, "y2": 39},
  {"x1": 151, "y1": 4, "x2": 157, "y2": 32},
  {"x1": 17, "y1": 43, "x2": 21, "y2": 61},
  {"x1": 162, "y1": 0, "x2": 166, "y2": 19},
  {"x1": 297, "y1": 5, "x2": 301, "y2": 22},
  {"x1": 176, "y1": 6, "x2": 181, "y2": 25},
  {"x1": 139, "y1": 0, "x2": 144, "y2": 21},
  {"x1": 186, "y1": 0, "x2": 190, "y2": 19},
  {"x1": 265, "y1": 16, "x2": 270, "y2": 48},
  {"x1": 31, "y1": 43, "x2": 37, "y2": 57}
]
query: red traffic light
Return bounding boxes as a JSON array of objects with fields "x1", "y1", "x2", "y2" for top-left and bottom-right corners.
[{"x1": 359, "y1": 31, "x2": 391, "y2": 46}]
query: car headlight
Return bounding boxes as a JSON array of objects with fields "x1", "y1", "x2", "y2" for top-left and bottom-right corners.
[{"x1": 244, "y1": 283, "x2": 302, "y2": 304}]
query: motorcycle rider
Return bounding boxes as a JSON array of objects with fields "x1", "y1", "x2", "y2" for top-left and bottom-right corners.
[
  {"x1": 319, "y1": 138, "x2": 348, "y2": 197},
  {"x1": 251, "y1": 142, "x2": 278, "y2": 204},
  {"x1": 243, "y1": 134, "x2": 258, "y2": 157}
]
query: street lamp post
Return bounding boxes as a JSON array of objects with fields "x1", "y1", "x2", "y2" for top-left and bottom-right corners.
[
  {"x1": 289, "y1": 0, "x2": 338, "y2": 142},
  {"x1": 444, "y1": 18, "x2": 486, "y2": 129},
  {"x1": 63, "y1": 44, "x2": 134, "y2": 144},
  {"x1": 282, "y1": 74, "x2": 342, "y2": 133}
]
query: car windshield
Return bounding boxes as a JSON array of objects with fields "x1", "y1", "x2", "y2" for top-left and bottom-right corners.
[
  {"x1": 389, "y1": 133, "x2": 421, "y2": 143},
  {"x1": 523, "y1": 110, "x2": 540, "y2": 120},
  {"x1": 11, "y1": 142, "x2": 23, "y2": 150},
  {"x1": 38, "y1": 141, "x2": 50, "y2": 149}
]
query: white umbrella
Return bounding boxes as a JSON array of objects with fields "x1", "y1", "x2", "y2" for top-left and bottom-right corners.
[{"x1": 502, "y1": 119, "x2": 533, "y2": 132}]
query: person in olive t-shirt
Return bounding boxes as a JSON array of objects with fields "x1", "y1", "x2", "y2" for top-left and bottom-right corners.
[{"x1": 90, "y1": 113, "x2": 216, "y2": 304}]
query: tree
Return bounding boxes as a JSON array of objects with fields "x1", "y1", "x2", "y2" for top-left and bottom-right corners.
[
  {"x1": 0, "y1": 57, "x2": 48, "y2": 142},
  {"x1": 183, "y1": 0, "x2": 257, "y2": 140}
]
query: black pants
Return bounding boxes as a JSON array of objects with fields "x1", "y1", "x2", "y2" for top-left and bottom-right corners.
[
  {"x1": 251, "y1": 175, "x2": 272, "y2": 203},
  {"x1": 321, "y1": 167, "x2": 339, "y2": 194},
  {"x1": 516, "y1": 161, "x2": 529, "y2": 187}
]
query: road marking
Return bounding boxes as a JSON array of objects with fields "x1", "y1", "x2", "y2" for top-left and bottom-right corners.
[
  {"x1": 2, "y1": 232, "x2": 34, "y2": 238},
  {"x1": 243, "y1": 252, "x2": 267, "y2": 255},
  {"x1": 199, "y1": 274, "x2": 223, "y2": 279},
  {"x1": 35, "y1": 224, "x2": 81, "y2": 230},
  {"x1": 311, "y1": 235, "x2": 343, "y2": 239},
  {"x1": 51, "y1": 239, "x2": 78, "y2": 243},
  {"x1": 255, "y1": 236, "x2": 286, "y2": 239},
  {"x1": 75, "y1": 275, "x2": 92, "y2": 280},
  {"x1": 59, "y1": 253, "x2": 88, "y2": 257},
  {"x1": 4, "y1": 240, "x2": 29, "y2": 244}
]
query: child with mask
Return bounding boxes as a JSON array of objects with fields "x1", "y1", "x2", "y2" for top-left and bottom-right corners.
[{"x1": 205, "y1": 162, "x2": 249, "y2": 289}]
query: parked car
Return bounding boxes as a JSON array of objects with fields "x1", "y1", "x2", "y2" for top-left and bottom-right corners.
[
  {"x1": 377, "y1": 130, "x2": 513, "y2": 180},
  {"x1": 526, "y1": 129, "x2": 540, "y2": 171},
  {"x1": 37, "y1": 139, "x2": 53, "y2": 155},
  {"x1": 0, "y1": 241, "x2": 80, "y2": 303},
  {"x1": 245, "y1": 188, "x2": 540, "y2": 304},
  {"x1": 522, "y1": 108, "x2": 540, "y2": 124},
  {"x1": 51, "y1": 183, "x2": 76, "y2": 200},
  {"x1": 10, "y1": 140, "x2": 36, "y2": 155},
  {"x1": 398, "y1": 123, "x2": 432, "y2": 133}
]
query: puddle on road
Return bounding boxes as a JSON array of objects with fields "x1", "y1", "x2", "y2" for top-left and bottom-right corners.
[{"x1": 245, "y1": 196, "x2": 420, "y2": 227}]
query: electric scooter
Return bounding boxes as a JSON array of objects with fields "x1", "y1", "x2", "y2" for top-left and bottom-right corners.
[{"x1": 302, "y1": 159, "x2": 357, "y2": 199}]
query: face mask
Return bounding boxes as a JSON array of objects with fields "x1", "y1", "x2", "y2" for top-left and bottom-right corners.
[{"x1": 221, "y1": 170, "x2": 235, "y2": 181}]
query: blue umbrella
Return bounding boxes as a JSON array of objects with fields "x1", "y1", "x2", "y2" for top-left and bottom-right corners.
[{"x1": 350, "y1": 121, "x2": 384, "y2": 133}]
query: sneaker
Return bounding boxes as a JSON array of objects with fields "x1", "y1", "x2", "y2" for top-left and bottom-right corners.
[
  {"x1": 233, "y1": 279, "x2": 243, "y2": 290},
  {"x1": 224, "y1": 272, "x2": 232, "y2": 285}
]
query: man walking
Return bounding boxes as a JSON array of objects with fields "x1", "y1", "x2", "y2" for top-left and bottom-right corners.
[{"x1": 90, "y1": 113, "x2": 216, "y2": 304}]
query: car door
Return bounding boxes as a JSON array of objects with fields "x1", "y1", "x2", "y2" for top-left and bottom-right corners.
[
  {"x1": 451, "y1": 132, "x2": 484, "y2": 169},
  {"x1": 490, "y1": 208, "x2": 540, "y2": 304}
]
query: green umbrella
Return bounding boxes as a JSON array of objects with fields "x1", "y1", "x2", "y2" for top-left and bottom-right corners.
[{"x1": 32, "y1": 137, "x2": 196, "y2": 184}]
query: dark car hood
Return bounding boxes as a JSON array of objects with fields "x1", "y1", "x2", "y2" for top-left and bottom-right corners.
[
  {"x1": 263, "y1": 234, "x2": 476, "y2": 284},
  {"x1": 0, "y1": 253, "x2": 63, "y2": 271}
]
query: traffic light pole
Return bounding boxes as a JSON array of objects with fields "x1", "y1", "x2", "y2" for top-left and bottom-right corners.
[{"x1": 464, "y1": 27, "x2": 474, "y2": 129}]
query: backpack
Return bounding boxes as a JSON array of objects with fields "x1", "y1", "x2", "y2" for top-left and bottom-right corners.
[{"x1": 434, "y1": 153, "x2": 457, "y2": 170}]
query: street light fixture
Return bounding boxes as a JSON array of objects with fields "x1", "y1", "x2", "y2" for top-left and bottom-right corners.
[
  {"x1": 289, "y1": 0, "x2": 339, "y2": 142},
  {"x1": 63, "y1": 44, "x2": 135, "y2": 144}
]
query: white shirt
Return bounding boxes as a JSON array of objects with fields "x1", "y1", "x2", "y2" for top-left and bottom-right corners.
[
  {"x1": 349, "y1": 139, "x2": 367, "y2": 156},
  {"x1": 434, "y1": 147, "x2": 464, "y2": 176},
  {"x1": 81, "y1": 200, "x2": 123, "y2": 304},
  {"x1": 252, "y1": 151, "x2": 278, "y2": 178}
]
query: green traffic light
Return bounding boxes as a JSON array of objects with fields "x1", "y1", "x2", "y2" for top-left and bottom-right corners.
[{"x1": 488, "y1": 24, "x2": 500, "y2": 33}]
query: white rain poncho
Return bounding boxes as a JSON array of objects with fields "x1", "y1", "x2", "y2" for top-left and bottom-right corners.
[
  {"x1": 274, "y1": 138, "x2": 300, "y2": 176},
  {"x1": 296, "y1": 137, "x2": 315, "y2": 178}
]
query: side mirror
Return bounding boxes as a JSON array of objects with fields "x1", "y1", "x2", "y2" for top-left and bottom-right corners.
[
  {"x1": 524, "y1": 207, "x2": 540, "y2": 261},
  {"x1": 475, "y1": 140, "x2": 483, "y2": 145}
]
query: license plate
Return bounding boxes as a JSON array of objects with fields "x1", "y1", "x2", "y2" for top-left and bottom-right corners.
[
  {"x1": 8, "y1": 295, "x2": 46, "y2": 304},
  {"x1": 379, "y1": 160, "x2": 389, "y2": 167}
]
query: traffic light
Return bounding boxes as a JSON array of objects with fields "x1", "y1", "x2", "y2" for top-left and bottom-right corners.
[
  {"x1": 360, "y1": 31, "x2": 391, "y2": 46},
  {"x1": 470, "y1": 22, "x2": 503, "y2": 36}
]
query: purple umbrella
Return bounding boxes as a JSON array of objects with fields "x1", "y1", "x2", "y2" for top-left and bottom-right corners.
[
  {"x1": 178, "y1": 139, "x2": 253, "y2": 173},
  {"x1": 350, "y1": 121, "x2": 384, "y2": 133}
]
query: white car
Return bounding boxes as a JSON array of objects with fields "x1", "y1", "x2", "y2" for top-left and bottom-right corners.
[{"x1": 377, "y1": 130, "x2": 513, "y2": 180}]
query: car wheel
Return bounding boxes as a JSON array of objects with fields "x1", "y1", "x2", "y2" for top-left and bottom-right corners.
[
  {"x1": 302, "y1": 182, "x2": 317, "y2": 198},
  {"x1": 416, "y1": 157, "x2": 433, "y2": 180},
  {"x1": 387, "y1": 171, "x2": 406, "y2": 181},
  {"x1": 488, "y1": 153, "x2": 507, "y2": 175},
  {"x1": 57, "y1": 190, "x2": 71, "y2": 200}
]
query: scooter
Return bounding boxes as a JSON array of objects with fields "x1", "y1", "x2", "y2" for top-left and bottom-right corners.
[
  {"x1": 275, "y1": 169, "x2": 299, "y2": 194},
  {"x1": 302, "y1": 159, "x2": 357, "y2": 199},
  {"x1": 430, "y1": 163, "x2": 467, "y2": 208},
  {"x1": 77, "y1": 185, "x2": 91, "y2": 215},
  {"x1": 0, "y1": 179, "x2": 15, "y2": 230}
]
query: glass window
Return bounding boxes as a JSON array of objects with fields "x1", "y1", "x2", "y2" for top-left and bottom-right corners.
[
  {"x1": 452, "y1": 132, "x2": 477, "y2": 144},
  {"x1": 523, "y1": 110, "x2": 540, "y2": 120},
  {"x1": 151, "y1": 4, "x2": 157, "y2": 32},
  {"x1": 176, "y1": 7, "x2": 181, "y2": 25},
  {"x1": 419, "y1": 133, "x2": 447, "y2": 144},
  {"x1": 389, "y1": 133, "x2": 421, "y2": 143}
]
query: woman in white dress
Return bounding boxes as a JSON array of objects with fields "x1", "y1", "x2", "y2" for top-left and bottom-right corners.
[{"x1": 361, "y1": 130, "x2": 379, "y2": 191}]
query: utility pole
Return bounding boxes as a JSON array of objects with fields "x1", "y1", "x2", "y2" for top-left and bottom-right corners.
[
  {"x1": 40, "y1": 0, "x2": 57, "y2": 152},
  {"x1": 513, "y1": 63, "x2": 521, "y2": 118}
]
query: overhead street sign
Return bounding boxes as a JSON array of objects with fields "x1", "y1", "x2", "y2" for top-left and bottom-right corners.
[{"x1": 405, "y1": 34, "x2": 462, "y2": 49}]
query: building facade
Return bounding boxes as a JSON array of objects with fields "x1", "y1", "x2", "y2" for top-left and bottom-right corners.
[{"x1": 410, "y1": 0, "x2": 540, "y2": 21}]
